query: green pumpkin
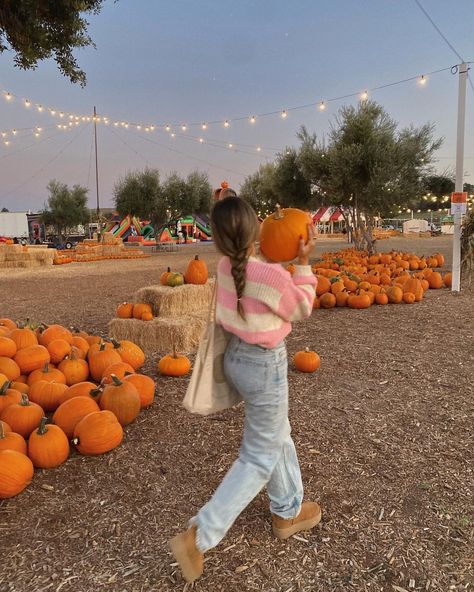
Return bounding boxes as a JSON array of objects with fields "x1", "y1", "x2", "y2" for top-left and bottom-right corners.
[{"x1": 167, "y1": 272, "x2": 184, "y2": 287}]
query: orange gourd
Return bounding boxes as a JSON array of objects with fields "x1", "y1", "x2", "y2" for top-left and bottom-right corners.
[
  {"x1": 73, "y1": 410, "x2": 123, "y2": 456},
  {"x1": 184, "y1": 255, "x2": 208, "y2": 285},
  {"x1": 259, "y1": 206, "x2": 310, "y2": 263},
  {"x1": 315, "y1": 276, "x2": 331, "y2": 296},
  {"x1": 28, "y1": 381, "x2": 68, "y2": 412},
  {"x1": 27, "y1": 417, "x2": 69, "y2": 469},
  {"x1": 428, "y1": 271, "x2": 443, "y2": 289},
  {"x1": 386, "y1": 285, "x2": 403, "y2": 304},
  {"x1": 375, "y1": 293, "x2": 389, "y2": 305},
  {"x1": 0, "y1": 381, "x2": 22, "y2": 414},
  {"x1": 293, "y1": 348, "x2": 321, "y2": 373},
  {"x1": 0, "y1": 357, "x2": 21, "y2": 381},
  {"x1": 132, "y1": 303, "x2": 153, "y2": 320},
  {"x1": 58, "y1": 382, "x2": 102, "y2": 405},
  {"x1": 27, "y1": 363, "x2": 66, "y2": 386},
  {"x1": 47, "y1": 339, "x2": 72, "y2": 364}
]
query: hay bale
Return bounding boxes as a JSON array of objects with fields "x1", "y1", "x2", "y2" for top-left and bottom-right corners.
[
  {"x1": 108, "y1": 315, "x2": 208, "y2": 353},
  {"x1": 135, "y1": 280, "x2": 214, "y2": 317}
]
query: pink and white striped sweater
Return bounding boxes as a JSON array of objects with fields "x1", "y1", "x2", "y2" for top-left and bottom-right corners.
[{"x1": 216, "y1": 256, "x2": 317, "y2": 349}]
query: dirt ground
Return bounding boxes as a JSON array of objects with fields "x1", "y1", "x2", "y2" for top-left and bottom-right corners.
[{"x1": 0, "y1": 236, "x2": 473, "y2": 592}]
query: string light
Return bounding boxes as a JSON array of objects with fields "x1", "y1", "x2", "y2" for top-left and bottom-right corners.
[
  {"x1": 4, "y1": 140, "x2": 10, "y2": 146},
  {"x1": 418, "y1": 75, "x2": 427, "y2": 86},
  {"x1": 171, "y1": 132, "x2": 176, "y2": 138},
  {"x1": 4, "y1": 92, "x2": 12, "y2": 101},
  {"x1": 24, "y1": 99, "x2": 31, "y2": 107},
  {"x1": 37, "y1": 105, "x2": 44, "y2": 112},
  {"x1": 165, "y1": 125, "x2": 171, "y2": 132},
  {"x1": 360, "y1": 90, "x2": 369, "y2": 101},
  {"x1": 181, "y1": 124, "x2": 187, "y2": 131},
  {"x1": 223, "y1": 120, "x2": 230, "y2": 128},
  {"x1": 228, "y1": 143, "x2": 233, "y2": 148},
  {"x1": 12, "y1": 129, "x2": 17, "y2": 136},
  {"x1": 319, "y1": 101, "x2": 326, "y2": 111},
  {"x1": 250, "y1": 115, "x2": 256, "y2": 124},
  {"x1": 201, "y1": 123, "x2": 208, "y2": 130},
  {"x1": 256, "y1": 146, "x2": 261, "y2": 152},
  {"x1": 281, "y1": 110, "x2": 288, "y2": 119}
]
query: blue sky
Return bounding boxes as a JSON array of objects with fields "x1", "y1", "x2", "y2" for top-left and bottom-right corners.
[{"x1": 0, "y1": 0, "x2": 473, "y2": 211}]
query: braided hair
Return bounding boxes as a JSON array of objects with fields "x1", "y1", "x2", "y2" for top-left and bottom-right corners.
[{"x1": 211, "y1": 196, "x2": 260, "y2": 318}]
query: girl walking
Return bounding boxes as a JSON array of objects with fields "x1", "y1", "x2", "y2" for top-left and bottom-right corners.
[{"x1": 170, "y1": 196, "x2": 320, "y2": 582}]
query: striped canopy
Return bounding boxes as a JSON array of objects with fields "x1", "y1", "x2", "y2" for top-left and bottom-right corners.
[{"x1": 312, "y1": 207, "x2": 344, "y2": 223}]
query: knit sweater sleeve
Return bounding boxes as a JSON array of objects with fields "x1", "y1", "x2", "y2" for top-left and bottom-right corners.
[{"x1": 257, "y1": 263, "x2": 317, "y2": 322}]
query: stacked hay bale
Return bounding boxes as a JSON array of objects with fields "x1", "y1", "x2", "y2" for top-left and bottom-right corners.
[
  {"x1": 0, "y1": 243, "x2": 56, "y2": 268},
  {"x1": 108, "y1": 281, "x2": 214, "y2": 354},
  {"x1": 74, "y1": 232, "x2": 148, "y2": 262}
]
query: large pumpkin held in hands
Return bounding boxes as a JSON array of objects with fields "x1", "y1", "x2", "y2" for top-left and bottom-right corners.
[
  {"x1": 259, "y1": 205, "x2": 310, "y2": 263},
  {"x1": 184, "y1": 255, "x2": 208, "y2": 285}
]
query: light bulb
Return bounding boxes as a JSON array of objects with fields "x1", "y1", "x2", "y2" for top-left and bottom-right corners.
[
  {"x1": 4, "y1": 140, "x2": 10, "y2": 146},
  {"x1": 171, "y1": 132, "x2": 176, "y2": 138},
  {"x1": 281, "y1": 110, "x2": 288, "y2": 119},
  {"x1": 360, "y1": 91, "x2": 368, "y2": 101},
  {"x1": 418, "y1": 75, "x2": 427, "y2": 86},
  {"x1": 256, "y1": 146, "x2": 261, "y2": 152},
  {"x1": 69, "y1": 115, "x2": 74, "y2": 120},
  {"x1": 150, "y1": 125, "x2": 155, "y2": 131},
  {"x1": 165, "y1": 125, "x2": 171, "y2": 132},
  {"x1": 1, "y1": 132, "x2": 6, "y2": 138},
  {"x1": 228, "y1": 143, "x2": 233, "y2": 148},
  {"x1": 114, "y1": 122, "x2": 119, "y2": 127},
  {"x1": 124, "y1": 123, "x2": 129, "y2": 128},
  {"x1": 36, "y1": 127, "x2": 42, "y2": 132},
  {"x1": 250, "y1": 115, "x2": 256, "y2": 124},
  {"x1": 34, "y1": 132, "x2": 40, "y2": 138},
  {"x1": 136, "y1": 125, "x2": 141, "y2": 130},
  {"x1": 181, "y1": 124, "x2": 187, "y2": 131},
  {"x1": 12, "y1": 129, "x2": 17, "y2": 135},
  {"x1": 224, "y1": 120, "x2": 230, "y2": 128},
  {"x1": 37, "y1": 105, "x2": 44, "y2": 112},
  {"x1": 199, "y1": 138, "x2": 204, "y2": 143},
  {"x1": 201, "y1": 123, "x2": 207, "y2": 130},
  {"x1": 4, "y1": 92, "x2": 12, "y2": 101},
  {"x1": 59, "y1": 112, "x2": 64, "y2": 118},
  {"x1": 24, "y1": 99, "x2": 31, "y2": 107},
  {"x1": 50, "y1": 110, "x2": 56, "y2": 115},
  {"x1": 145, "y1": 127, "x2": 150, "y2": 132},
  {"x1": 319, "y1": 101, "x2": 326, "y2": 111}
]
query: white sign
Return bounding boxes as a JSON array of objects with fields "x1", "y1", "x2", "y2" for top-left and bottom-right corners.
[{"x1": 450, "y1": 202, "x2": 467, "y2": 215}]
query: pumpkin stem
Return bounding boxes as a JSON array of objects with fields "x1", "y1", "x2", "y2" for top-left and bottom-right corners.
[
  {"x1": 36, "y1": 416, "x2": 50, "y2": 435},
  {"x1": 43, "y1": 362, "x2": 50, "y2": 373},
  {"x1": 111, "y1": 339, "x2": 121, "y2": 349},
  {"x1": 20, "y1": 393, "x2": 30, "y2": 407},
  {"x1": 0, "y1": 380, "x2": 11, "y2": 395},
  {"x1": 194, "y1": 255, "x2": 199, "y2": 261},
  {"x1": 111, "y1": 374, "x2": 123, "y2": 387},
  {"x1": 0, "y1": 421, "x2": 4, "y2": 439},
  {"x1": 273, "y1": 204, "x2": 284, "y2": 220},
  {"x1": 90, "y1": 385, "x2": 103, "y2": 398},
  {"x1": 167, "y1": 266, "x2": 171, "y2": 272},
  {"x1": 99, "y1": 341, "x2": 106, "y2": 352}
]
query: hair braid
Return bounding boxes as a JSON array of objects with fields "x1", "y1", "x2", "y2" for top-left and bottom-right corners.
[{"x1": 229, "y1": 248, "x2": 249, "y2": 319}]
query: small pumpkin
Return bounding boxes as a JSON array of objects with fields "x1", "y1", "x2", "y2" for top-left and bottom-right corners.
[
  {"x1": 319, "y1": 293, "x2": 337, "y2": 309},
  {"x1": 0, "y1": 318, "x2": 17, "y2": 331},
  {"x1": 101, "y1": 362, "x2": 135, "y2": 385},
  {"x1": 73, "y1": 410, "x2": 123, "y2": 456},
  {"x1": 0, "y1": 393, "x2": 44, "y2": 438},
  {"x1": 27, "y1": 417, "x2": 69, "y2": 469},
  {"x1": 111, "y1": 339, "x2": 145, "y2": 371},
  {"x1": 71, "y1": 336, "x2": 90, "y2": 358},
  {"x1": 53, "y1": 397, "x2": 100, "y2": 438},
  {"x1": 0, "y1": 357, "x2": 21, "y2": 381},
  {"x1": 141, "y1": 311, "x2": 153, "y2": 321},
  {"x1": 58, "y1": 382, "x2": 103, "y2": 405},
  {"x1": 0, "y1": 419, "x2": 12, "y2": 432},
  {"x1": 403, "y1": 292, "x2": 416, "y2": 304},
  {"x1": 428, "y1": 271, "x2": 443, "y2": 289},
  {"x1": 132, "y1": 303, "x2": 153, "y2": 320},
  {"x1": 28, "y1": 381, "x2": 68, "y2": 412},
  {"x1": 14, "y1": 345, "x2": 51, "y2": 375},
  {"x1": 167, "y1": 272, "x2": 185, "y2": 287},
  {"x1": 38, "y1": 324, "x2": 73, "y2": 347},
  {"x1": 293, "y1": 348, "x2": 320, "y2": 373},
  {"x1": 315, "y1": 276, "x2": 331, "y2": 296},
  {"x1": 9, "y1": 327, "x2": 38, "y2": 351},
  {"x1": 375, "y1": 293, "x2": 389, "y2": 305},
  {"x1": 116, "y1": 302, "x2": 134, "y2": 319},
  {"x1": 88, "y1": 343, "x2": 122, "y2": 382},
  {"x1": 58, "y1": 350, "x2": 89, "y2": 386},
  {"x1": 0, "y1": 449, "x2": 34, "y2": 499},
  {"x1": 0, "y1": 381, "x2": 22, "y2": 414},
  {"x1": 160, "y1": 267, "x2": 172, "y2": 286},
  {"x1": 443, "y1": 272, "x2": 452, "y2": 288},
  {"x1": 158, "y1": 348, "x2": 191, "y2": 377},
  {"x1": 11, "y1": 381, "x2": 29, "y2": 395},
  {"x1": 99, "y1": 375, "x2": 141, "y2": 426},
  {"x1": 335, "y1": 290, "x2": 349, "y2": 307},
  {"x1": 259, "y1": 205, "x2": 310, "y2": 263},
  {"x1": 0, "y1": 420, "x2": 27, "y2": 454},
  {"x1": 27, "y1": 362, "x2": 66, "y2": 386},
  {"x1": 386, "y1": 285, "x2": 403, "y2": 304},
  {"x1": 0, "y1": 337, "x2": 17, "y2": 358},
  {"x1": 47, "y1": 339, "x2": 72, "y2": 364},
  {"x1": 347, "y1": 293, "x2": 371, "y2": 309},
  {"x1": 123, "y1": 373, "x2": 155, "y2": 408},
  {"x1": 184, "y1": 255, "x2": 208, "y2": 285}
]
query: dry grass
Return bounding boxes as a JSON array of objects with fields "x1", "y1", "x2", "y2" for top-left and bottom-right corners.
[
  {"x1": 0, "y1": 238, "x2": 473, "y2": 592},
  {"x1": 135, "y1": 281, "x2": 214, "y2": 317}
]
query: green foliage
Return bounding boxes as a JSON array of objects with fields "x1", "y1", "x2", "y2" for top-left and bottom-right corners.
[
  {"x1": 239, "y1": 163, "x2": 278, "y2": 215},
  {"x1": 40, "y1": 180, "x2": 90, "y2": 236},
  {"x1": 113, "y1": 168, "x2": 212, "y2": 229},
  {"x1": 297, "y1": 101, "x2": 442, "y2": 251},
  {"x1": 0, "y1": 0, "x2": 107, "y2": 85}
]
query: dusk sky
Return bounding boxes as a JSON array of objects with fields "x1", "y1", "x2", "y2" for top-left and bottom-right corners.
[{"x1": 0, "y1": 0, "x2": 473, "y2": 212}]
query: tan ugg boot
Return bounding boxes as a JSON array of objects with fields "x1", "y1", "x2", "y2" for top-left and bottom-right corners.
[
  {"x1": 272, "y1": 501, "x2": 322, "y2": 540},
  {"x1": 169, "y1": 525, "x2": 204, "y2": 583}
]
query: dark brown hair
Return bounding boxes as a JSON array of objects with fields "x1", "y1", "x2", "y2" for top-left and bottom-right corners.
[{"x1": 211, "y1": 196, "x2": 260, "y2": 318}]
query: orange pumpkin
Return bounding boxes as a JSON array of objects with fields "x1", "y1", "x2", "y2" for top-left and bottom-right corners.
[
  {"x1": 184, "y1": 255, "x2": 209, "y2": 285},
  {"x1": 101, "y1": 362, "x2": 135, "y2": 385},
  {"x1": 336, "y1": 291, "x2": 349, "y2": 307},
  {"x1": 0, "y1": 381, "x2": 22, "y2": 414},
  {"x1": 123, "y1": 374, "x2": 155, "y2": 409},
  {"x1": 116, "y1": 302, "x2": 134, "y2": 319},
  {"x1": 27, "y1": 363, "x2": 66, "y2": 386},
  {"x1": 259, "y1": 206, "x2": 310, "y2": 262},
  {"x1": 9, "y1": 327, "x2": 38, "y2": 351},
  {"x1": 0, "y1": 449, "x2": 34, "y2": 499},
  {"x1": 72, "y1": 410, "x2": 123, "y2": 456},
  {"x1": 315, "y1": 276, "x2": 331, "y2": 296},
  {"x1": 293, "y1": 348, "x2": 320, "y2": 373},
  {"x1": 386, "y1": 285, "x2": 403, "y2": 304},
  {"x1": 47, "y1": 339, "x2": 72, "y2": 364},
  {"x1": 319, "y1": 293, "x2": 337, "y2": 309},
  {"x1": 0, "y1": 319, "x2": 17, "y2": 331},
  {"x1": 88, "y1": 344, "x2": 122, "y2": 382},
  {"x1": 28, "y1": 381, "x2": 68, "y2": 412},
  {"x1": 58, "y1": 382, "x2": 102, "y2": 405},
  {"x1": 428, "y1": 271, "x2": 443, "y2": 289},
  {"x1": 0, "y1": 357, "x2": 21, "y2": 381},
  {"x1": 0, "y1": 337, "x2": 17, "y2": 359},
  {"x1": 403, "y1": 292, "x2": 416, "y2": 304},
  {"x1": 27, "y1": 417, "x2": 70, "y2": 469},
  {"x1": 347, "y1": 293, "x2": 371, "y2": 309},
  {"x1": 443, "y1": 272, "x2": 452, "y2": 288},
  {"x1": 38, "y1": 325, "x2": 73, "y2": 347},
  {"x1": 111, "y1": 340, "x2": 145, "y2": 371},
  {"x1": 14, "y1": 345, "x2": 51, "y2": 375},
  {"x1": 132, "y1": 303, "x2": 153, "y2": 320},
  {"x1": 158, "y1": 349, "x2": 191, "y2": 376},
  {"x1": 71, "y1": 336, "x2": 90, "y2": 358},
  {"x1": 375, "y1": 293, "x2": 389, "y2": 305},
  {"x1": 160, "y1": 267, "x2": 172, "y2": 286},
  {"x1": 0, "y1": 394, "x2": 44, "y2": 438},
  {"x1": 58, "y1": 351, "x2": 89, "y2": 386},
  {"x1": 99, "y1": 375, "x2": 141, "y2": 426},
  {"x1": 312, "y1": 297, "x2": 321, "y2": 310},
  {"x1": 53, "y1": 396, "x2": 101, "y2": 438},
  {"x1": 0, "y1": 421, "x2": 27, "y2": 454}
]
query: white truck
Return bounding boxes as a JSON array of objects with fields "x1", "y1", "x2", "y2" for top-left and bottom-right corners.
[{"x1": 0, "y1": 212, "x2": 29, "y2": 239}]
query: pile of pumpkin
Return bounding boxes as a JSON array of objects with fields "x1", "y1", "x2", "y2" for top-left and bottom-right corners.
[
  {"x1": 298, "y1": 249, "x2": 452, "y2": 309},
  {"x1": 53, "y1": 254, "x2": 73, "y2": 265},
  {"x1": 115, "y1": 255, "x2": 209, "y2": 322},
  {"x1": 0, "y1": 319, "x2": 156, "y2": 499}
]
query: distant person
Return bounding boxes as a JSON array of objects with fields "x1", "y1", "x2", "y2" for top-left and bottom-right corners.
[
  {"x1": 13, "y1": 237, "x2": 19, "y2": 244},
  {"x1": 182, "y1": 227, "x2": 187, "y2": 243}
]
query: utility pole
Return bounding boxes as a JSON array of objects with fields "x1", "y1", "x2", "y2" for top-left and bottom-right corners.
[
  {"x1": 452, "y1": 63, "x2": 468, "y2": 292},
  {"x1": 93, "y1": 106, "x2": 100, "y2": 224}
]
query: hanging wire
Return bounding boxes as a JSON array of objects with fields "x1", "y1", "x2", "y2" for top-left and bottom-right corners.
[
  {"x1": 0, "y1": 130, "x2": 63, "y2": 160},
  {"x1": 413, "y1": 0, "x2": 465, "y2": 63},
  {"x1": 106, "y1": 124, "x2": 152, "y2": 167},
  {"x1": 0, "y1": 123, "x2": 90, "y2": 200}
]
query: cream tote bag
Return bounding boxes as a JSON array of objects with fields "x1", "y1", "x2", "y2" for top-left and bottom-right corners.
[{"x1": 183, "y1": 285, "x2": 242, "y2": 415}]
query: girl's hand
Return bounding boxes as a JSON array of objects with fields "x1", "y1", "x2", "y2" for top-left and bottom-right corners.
[{"x1": 297, "y1": 223, "x2": 316, "y2": 266}]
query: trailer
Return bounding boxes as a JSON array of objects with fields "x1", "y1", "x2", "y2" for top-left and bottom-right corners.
[{"x1": 0, "y1": 212, "x2": 29, "y2": 239}]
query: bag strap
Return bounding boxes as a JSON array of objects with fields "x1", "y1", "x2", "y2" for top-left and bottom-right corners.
[{"x1": 207, "y1": 279, "x2": 218, "y2": 324}]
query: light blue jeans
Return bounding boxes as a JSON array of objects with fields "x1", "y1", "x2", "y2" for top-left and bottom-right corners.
[{"x1": 191, "y1": 335, "x2": 304, "y2": 552}]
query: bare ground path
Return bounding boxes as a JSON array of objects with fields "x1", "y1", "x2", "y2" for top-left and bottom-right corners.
[{"x1": 0, "y1": 237, "x2": 473, "y2": 592}]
